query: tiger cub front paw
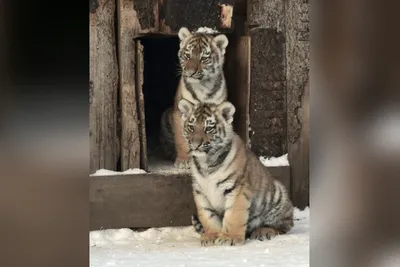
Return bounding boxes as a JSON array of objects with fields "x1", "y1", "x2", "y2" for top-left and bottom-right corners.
[
  {"x1": 200, "y1": 232, "x2": 219, "y2": 247},
  {"x1": 214, "y1": 233, "x2": 245, "y2": 246},
  {"x1": 174, "y1": 158, "x2": 190, "y2": 169}
]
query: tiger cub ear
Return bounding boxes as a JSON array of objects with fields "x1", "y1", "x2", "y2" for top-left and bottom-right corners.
[
  {"x1": 213, "y1": 34, "x2": 229, "y2": 54},
  {"x1": 178, "y1": 27, "x2": 192, "y2": 41},
  {"x1": 217, "y1": 102, "x2": 235, "y2": 124},
  {"x1": 178, "y1": 99, "x2": 194, "y2": 120}
]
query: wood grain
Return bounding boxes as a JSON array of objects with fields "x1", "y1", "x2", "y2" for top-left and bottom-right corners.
[
  {"x1": 117, "y1": 0, "x2": 141, "y2": 170},
  {"x1": 90, "y1": 0, "x2": 119, "y2": 173}
]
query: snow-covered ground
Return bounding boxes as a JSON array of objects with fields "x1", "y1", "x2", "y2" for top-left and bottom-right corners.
[
  {"x1": 90, "y1": 208, "x2": 309, "y2": 267},
  {"x1": 90, "y1": 168, "x2": 147, "y2": 176},
  {"x1": 259, "y1": 153, "x2": 289, "y2": 167}
]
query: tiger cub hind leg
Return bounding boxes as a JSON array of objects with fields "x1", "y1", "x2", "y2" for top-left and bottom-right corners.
[
  {"x1": 250, "y1": 227, "x2": 282, "y2": 241},
  {"x1": 191, "y1": 214, "x2": 204, "y2": 234},
  {"x1": 171, "y1": 109, "x2": 190, "y2": 169}
]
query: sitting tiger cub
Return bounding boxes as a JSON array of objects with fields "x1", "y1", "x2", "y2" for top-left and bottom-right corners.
[
  {"x1": 160, "y1": 27, "x2": 229, "y2": 169},
  {"x1": 178, "y1": 99, "x2": 294, "y2": 246}
]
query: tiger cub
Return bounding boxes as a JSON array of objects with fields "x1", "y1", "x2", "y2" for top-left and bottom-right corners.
[
  {"x1": 160, "y1": 27, "x2": 229, "y2": 169},
  {"x1": 177, "y1": 99, "x2": 294, "y2": 246}
]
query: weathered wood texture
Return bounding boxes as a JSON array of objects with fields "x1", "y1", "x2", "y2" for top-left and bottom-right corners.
[
  {"x1": 117, "y1": 0, "x2": 141, "y2": 170},
  {"x1": 249, "y1": 28, "x2": 287, "y2": 157},
  {"x1": 247, "y1": 0, "x2": 285, "y2": 31},
  {"x1": 247, "y1": 0, "x2": 287, "y2": 158},
  {"x1": 90, "y1": 0, "x2": 119, "y2": 173},
  {"x1": 133, "y1": 0, "x2": 159, "y2": 33},
  {"x1": 286, "y1": 0, "x2": 310, "y2": 209},
  {"x1": 225, "y1": 35, "x2": 250, "y2": 146},
  {"x1": 90, "y1": 166, "x2": 290, "y2": 230},
  {"x1": 159, "y1": 0, "x2": 235, "y2": 34},
  {"x1": 136, "y1": 41, "x2": 148, "y2": 171},
  {"x1": 90, "y1": 173, "x2": 195, "y2": 230}
]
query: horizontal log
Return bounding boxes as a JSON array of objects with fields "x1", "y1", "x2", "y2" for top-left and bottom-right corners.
[{"x1": 90, "y1": 166, "x2": 290, "y2": 230}]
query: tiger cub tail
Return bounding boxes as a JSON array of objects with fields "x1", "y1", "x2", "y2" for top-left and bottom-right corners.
[
  {"x1": 191, "y1": 214, "x2": 205, "y2": 234},
  {"x1": 159, "y1": 107, "x2": 176, "y2": 160}
]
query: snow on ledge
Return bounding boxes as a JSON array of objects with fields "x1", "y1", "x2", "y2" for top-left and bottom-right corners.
[
  {"x1": 259, "y1": 153, "x2": 289, "y2": 167},
  {"x1": 90, "y1": 168, "x2": 147, "y2": 177},
  {"x1": 194, "y1": 27, "x2": 219, "y2": 34}
]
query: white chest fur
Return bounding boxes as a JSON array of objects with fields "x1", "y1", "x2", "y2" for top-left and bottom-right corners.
[
  {"x1": 191, "y1": 152, "x2": 236, "y2": 214},
  {"x1": 181, "y1": 81, "x2": 209, "y2": 103}
]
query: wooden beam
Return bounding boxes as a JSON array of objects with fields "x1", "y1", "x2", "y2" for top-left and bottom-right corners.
[
  {"x1": 246, "y1": 0, "x2": 287, "y2": 158},
  {"x1": 159, "y1": 0, "x2": 235, "y2": 34},
  {"x1": 90, "y1": 0, "x2": 119, "y2": 173},
  {"x1": 286, "y1": 0, "x2": 310, "y2": 209},
  {"x1": 225, "y1": 35, "x2": 251, "y2": 146},
  {"x1": 90, "y1": 166, "x2": 290, "y2": 230},
  {"x1": 248, "y1": 28, "x2": 287, "y2": 158},
  {"x1": 136, "y1": 40, "x2": 148, "y2": 171},
  {"x1": 117, "y1": 0, "x2": 141, "y2": 171}
]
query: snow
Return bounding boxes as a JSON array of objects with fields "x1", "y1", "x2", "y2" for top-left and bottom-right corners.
[
  {"x1": 90, "y1": 208, "x2": 309, "y2": 267},
  {"x1": 259, "y1": 153, "x2": 289, "y2": 167},
  {"x1": 90, "y1": 168, "x2": 147, "y2": 177},
  {"x1": 195, "y1": 27, "x2": 219, "y2": 34}
]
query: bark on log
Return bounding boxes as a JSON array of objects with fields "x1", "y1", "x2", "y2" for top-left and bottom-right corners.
[
  {"x1": 90, "y1": 0, "x2": 119, "y2": 173},
  {"x1": 117, "y1": 0, "x2": 141, "y2": 170}
]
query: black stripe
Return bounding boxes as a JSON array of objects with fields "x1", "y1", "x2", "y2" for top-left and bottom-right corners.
[
  {"x1": 194, "y1": 189, "x2": 202, "y2": 195},
  {"x1": 183, "y1": 79, "x2": 199, "y2": 101},
  {"x1": 216, "y1": 172, "x2": 236, "y2": 188},
  {"x1": 206, "y1": 73, "x2": 223, "y2": 99},
  {"x1": 209, "y1": 141, "x2": 232, "y2": 170},
  {"x1": 203, "y1": 207, "x2": 217, "y2": 213},
  {"x1": 225, "y1": 148, "x2": 243, "y2": 173},
  {"x1": 223, "y1": 179, "x2": 239, "y2": 196},
  {"x1": 192, "y1": 156, "x2": 203, "y2": 176},
  {"x1": 243, "y1": 192, "x2": 251, "y2": 201},
  {"x1": 274, "y1": 186, "x2": 283, "y2": 208}
]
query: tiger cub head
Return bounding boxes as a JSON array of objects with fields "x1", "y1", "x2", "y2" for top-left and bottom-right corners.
[
  {"x1": 177, "y1": 27, "x2": 229, "y2": 82},
  {"x1": 178, "y1": 99, "x2": 235, "y2": 155}
]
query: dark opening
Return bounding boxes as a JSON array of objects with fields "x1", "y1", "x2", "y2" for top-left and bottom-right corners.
[
  {"x1": 140, "y1": 36, "x2": 181, "y2": 172},
  {"x1": 138, "y1": 34, "x2": 247, "y2": 173}
]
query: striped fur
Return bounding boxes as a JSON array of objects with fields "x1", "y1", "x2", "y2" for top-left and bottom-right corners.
[
  {"x1": 178, "y1": 99, "x2": 294, "y2": 246},
  {"x1": 160, "y1": 27, "x2": 229, "y2": 168}
]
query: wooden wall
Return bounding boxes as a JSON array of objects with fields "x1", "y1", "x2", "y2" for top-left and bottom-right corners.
[{"x1": 89, "y1": 0, "x2": 310, "y2": 220}]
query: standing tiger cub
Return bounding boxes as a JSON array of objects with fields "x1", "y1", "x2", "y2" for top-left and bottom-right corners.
[
  {"x1": 160, "y1": 27, "x2": 229, "y2": 169},
  {"x1": 178, "y1": 99, "x2": 294, "y2": 246}
]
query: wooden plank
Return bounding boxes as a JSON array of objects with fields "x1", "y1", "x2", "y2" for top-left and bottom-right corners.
[
  {"x1": 117, "y1": 0, "x2": 141, "y2": 171},
  {"x1": 288, "y1": 79, "x2": 309, "y2": 209},
  {"x1": 159, "y1": 0, "x2": 235, "y2": 34},
  {"x1": 136, "y1": 40, "x2": 148, "y2": 171},
  {"x1": 90, "y1": 166, "x2": 290, "y2": 230},
  {"x1": 249, "y1": 28, "x2": 287, "y2": 158},
  {"x1": 90, "y1": 0, "x2": 119, "y2": 173},
  {"x1": 225, "y1": 35, "x2": 250, "y2": 146},
  {"x1": 90, "y1": 173, "x2": 196, "y2": 230},
  {"x1": 286, "y1": 0, "x2": 310, "y2": 209}
]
